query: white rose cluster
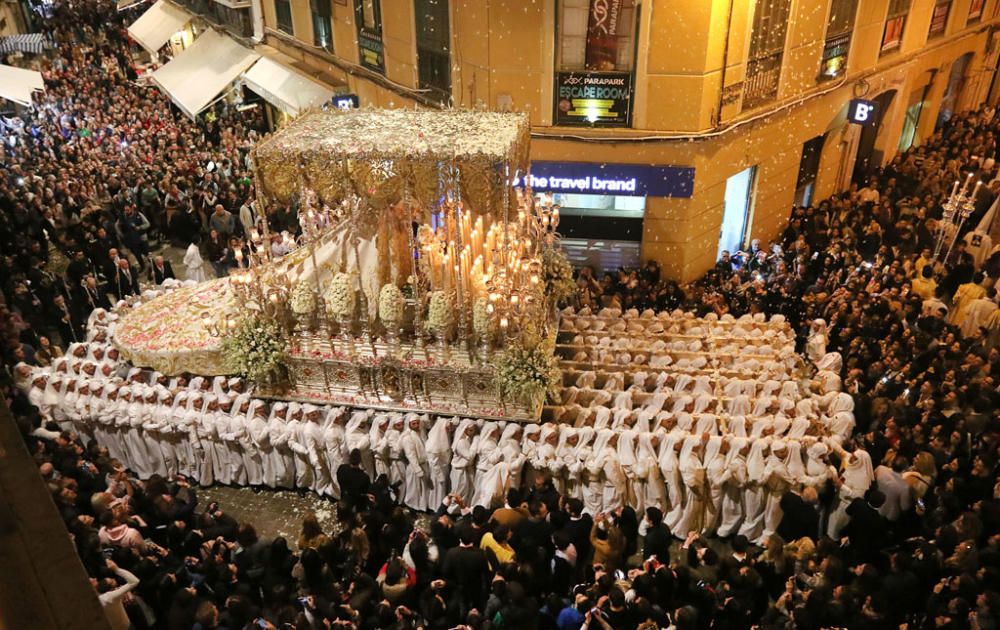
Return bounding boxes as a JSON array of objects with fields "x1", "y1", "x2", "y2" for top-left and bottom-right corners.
[
  {"x1": 472, "y1": 297, "x2": 490, "y2": 337},
  {"x1": 290, "y1": 280, "x2": 317, "y2": 315},
  {"x1": 324, "y1": 272, "x2": 355, "y2": 319},
  {"x1": 378, "y1": 283, "x2": 405, "y2": 325},
  {"x1": 426, "y1": 291, "x2": 452, "y2": 335}
]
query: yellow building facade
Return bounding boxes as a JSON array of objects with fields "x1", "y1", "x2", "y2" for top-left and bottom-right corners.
[{"x1": 257, "y1": 0, "x2": 1000, "y2": 281}]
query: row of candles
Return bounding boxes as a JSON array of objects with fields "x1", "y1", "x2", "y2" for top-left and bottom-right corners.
[{"x1": 417, "y1": 189, "x2": 561, "y2": 338}]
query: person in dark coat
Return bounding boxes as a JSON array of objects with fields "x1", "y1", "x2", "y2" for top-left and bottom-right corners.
[
  {"x1": 441, "y1": 525, "x2": 488, "y2": 618},
  {"x1": 642, "y1": 507, "x2": 672, "y2": 561},
  {"x1": 336, "y1": 449, "x2": 371, "y2": 511},
  {"x1": 148, "y1": 255, "x2": 175, "y2": 284},
  {"x1": 777, "y1": 486, "x2": 821, "y2": 542}
]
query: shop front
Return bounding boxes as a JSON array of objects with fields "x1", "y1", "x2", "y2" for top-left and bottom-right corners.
[{"x1": 517, "y1": 161, "x2": 694, "y2": 271}]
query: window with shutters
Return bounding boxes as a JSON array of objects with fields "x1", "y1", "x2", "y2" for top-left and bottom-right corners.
[
  {"x1": 415, "y1": 0, "x2": 451, "y2": 104},
  {"x1": 555, "y1": 0, "x2": 638, "y2": 72},
  {"x1": 354, "y1": 0, "x2": 384, "y2": 73},
  {"x1": 311, "y1": 0, "x2": 332, "y2": 52},
  {"x1": 881, "y1": 0, "x2": 910, "y2": 55},
  {"x1": 274, "y1": 0, "x2": 293, "y2": 34},
  {"x1": 819, "y1": 0, "x2": 857, "y2": 80},
  {"x1": 969, "y1": 0, "x2": 985, "y2": 22},
  {"x1": 928, "y1": 1, "x2": 951, "y2": 38},
  {"x1": 743, "y1": 0, "x2": 792, "y2": 109}
]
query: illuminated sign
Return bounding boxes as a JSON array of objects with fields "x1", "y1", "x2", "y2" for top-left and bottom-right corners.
[
  {"x1": 848, "y1": 98, "x2": 878, "y2": 125},
  {"x1": 554, "y1": 71, "x2": 633, "y2": 127},
  {"x1": 332, "y1": 93, "x2": 359, "y2": 109},
  {"x1": 514, "y1": 161, "x2": 694, "y2": 198}
]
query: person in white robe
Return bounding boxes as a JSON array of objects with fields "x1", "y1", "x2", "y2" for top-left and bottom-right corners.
[
  {"x1": 191, "y1": 393, "x2": 216, "y2": 486},
  {"x1": 737, "y1": 437, "x2": 770, "y2": 542},
  {"x1": 827, "y1": 446, "x2": 874, "y2": 538},
  {"x1": 450, "y1": 419, "x2": 478, "y2": 502},
  {"x1": 806, "y1": 319, "x2": 828, "y2": 364},
  {"x1": 243, "y1": 399, "x2": 268, "y2": 487},
  {"x1": 520, "y1": 424, "x2": 543, "y2": 489},
  {"x1": 566, "y1": 428, "x2": 592, "y2": 504},
  {"x1": 634, "y1": 431, "x2": 666, "y2": 514},
  {"x1": 400, "y1": 414, "x2": 432, "y2": 511},
  {"x1": 43, "y1": 374, "x2": 69, "y2": 430},
  {"x1": 285, "y1": 404, "x2": 315, "y2": 491},
  {"x1": 702, "y1": 436, "x2": 731, "y2": 535},
  {"x1": 303, "y1": 405, "x2": 332, "y2": 494},
  {"x1": 502, "y1": 423, "x2": 529, "y2": 492},
  {"x1": 322, "y1": 407, "x2": 348, "y2": 498},
  {"x1": 183, "y1": 241, "x2": 210, "y2": 282},
  {"x1": 202, "y1": 396, "x2": 228, "y2": 483},
  {"x1": 223, "y1": 395, "x2": 250, "y2": 482},
  {"x1": 549, "y1": 427, "x2": 574, "y2": 496},
  {"x1": 425, "y1": 417, "x2": 452, "y2": 509},
  {"x1": 813, "y1": 352, "x2": 843, "y2": 395},
  {"x1": 168, "y1": 392, "x2": 195, "y2": 479},
  {"x1": 123, "y1": 387, "x2": 155, "y2": 478},
  {"x1": 617, "y1": 430, "x2": 640, "y2": 512},
  {"x1": 673, "y1": 435, "x2": 707, "y2": 537},
  {"x1": 659, "y1": 432, "x2": 685, "y2": 530},
  {"x1": 345, "y1": 410, "x2": 375, "y2": 479},
  {"x1": 466, "y1": 422, "x2": 503, "y2": 508},
  {"x1": 369, "y1": 415, "x2": 392, "y2": 480},
  {"x1": 760, "y1": 440, "x2": 796, "y2": 544},
  {"x1": 533, "y1": 424, "x2": 560, "y2": 490},
  {"x1": 586, "y1": 429, "x2": 625, "y2": 513},
  {"x1": 716, "y1": 437, "x2": 749, "y2": 537},
  {"x1": 267, "y1": 403, "x2": 296, "y2": 489},
  {"x1": 143, "y1": 388, "x2": 174, "y2": 478},
  {"x1": 386, "y1": 415, "x2": 407, "y2": 487},
  {"x1": 803, "y1": 440, "x2": 835, "y2": 490}
]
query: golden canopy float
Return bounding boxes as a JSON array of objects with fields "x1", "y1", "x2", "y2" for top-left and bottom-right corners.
[{"x1": 114, "y1": 108, "x2": 562, "y2": 419}]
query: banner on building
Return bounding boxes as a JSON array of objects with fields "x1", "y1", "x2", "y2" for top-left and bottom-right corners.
[
  {"x1": 584, "y1": 0, "x2": 622, "y2": 71},
  {"x1": 554, "y1": 71, "x2": 633, "y2": 127}
]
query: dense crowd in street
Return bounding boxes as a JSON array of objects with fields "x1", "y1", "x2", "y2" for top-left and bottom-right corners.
[{"x1": 3, "y1": 1, "x2": 1000, "y2": 629}]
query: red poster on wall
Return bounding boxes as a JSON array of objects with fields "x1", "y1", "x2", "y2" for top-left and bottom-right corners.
[{"x1": 584, "y1": 0, "x2": 622, "y2": 71}]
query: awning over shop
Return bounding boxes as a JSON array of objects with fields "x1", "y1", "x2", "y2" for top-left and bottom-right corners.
[
  {"x1": 127, "y1": 0, "x2": 191, "y2": 55},
  {"x1": 0, "y1": 64, "x2": 45, "y2": 106},
  {"x1": 241, "y1": 54, "x2": 337, "y2": 117},
  {"x1": 150, "y1": 29, "x2": 259, "y2": 119},
  {"x1": 0, "y1": 34, "x2": 53, "y2": 55},
  {"x1": 118, "y1": 0, "x2": 150, "y2": 12}
]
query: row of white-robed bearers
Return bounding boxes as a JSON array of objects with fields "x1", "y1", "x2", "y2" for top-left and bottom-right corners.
[{"x1": 20, "y1": 349, "x2": 869, "y2": 545}]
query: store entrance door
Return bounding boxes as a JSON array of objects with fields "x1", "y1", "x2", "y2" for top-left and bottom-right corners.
[{"x1": 718, "y1": 166, "x2": 757, "y2": 259}]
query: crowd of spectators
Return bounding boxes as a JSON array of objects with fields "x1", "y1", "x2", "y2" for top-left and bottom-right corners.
[
  {"x1": 0, "y1": 0, "x2": 293, "y2": 369},
  {"x1": 3, "y1": 1, "x2": 1000, "y2": 628}
]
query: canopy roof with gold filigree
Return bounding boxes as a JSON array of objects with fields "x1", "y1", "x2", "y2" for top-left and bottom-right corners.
[{"x1": 252, "y1": 108, "x2": 531, "y2": 216}]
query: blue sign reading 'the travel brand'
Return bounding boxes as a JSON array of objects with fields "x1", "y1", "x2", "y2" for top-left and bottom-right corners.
[{"x1": 514, "y1": 161, "x2": 695, "y2": 198}]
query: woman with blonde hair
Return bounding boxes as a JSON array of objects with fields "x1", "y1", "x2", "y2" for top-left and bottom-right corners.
[
  {"x1": 297, "y1": 511, "x2": 330, "y2": 551},
  {"x1": 903, "y1": 451, "x2": 936, "y2": 500}
]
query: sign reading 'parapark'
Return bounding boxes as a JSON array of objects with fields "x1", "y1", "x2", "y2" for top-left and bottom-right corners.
[
  {"x1": 554, "y1": 71, "x2": 634, "y2": 127},
  {"x1": 515, "y1": 161, "x2": 695, "y2": 198}
]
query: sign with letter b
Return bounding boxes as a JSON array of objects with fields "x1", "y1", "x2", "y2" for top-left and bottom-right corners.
[{"x1": 849, "y1": 98, "x2": 878, "y2": 125}]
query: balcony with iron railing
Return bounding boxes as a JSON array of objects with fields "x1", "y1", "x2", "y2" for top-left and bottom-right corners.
[
  {"x1": 741, "y1": 51, "x2": 783, "y2": 111},
  {"x1": 173, "y1": 0, "x2": 253, "y2": 39}
]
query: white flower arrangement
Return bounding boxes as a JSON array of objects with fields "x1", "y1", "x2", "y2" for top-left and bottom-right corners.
[
  {"x1": 378, "y1": 283, "x2": 405, "y2": 325},
  {"x1": 492, "y1": 341, "x2": 560, "y2": 408},
  {"x1": 472, "y1": 297, "x2": 490, "y2": 337},
  {"x1": 220, "y1": 314, "x2": 287, "y2": 382},
  {"x1": 426, "y1": 291, "x2": 452, "y2": 335},
  {"x1": 324, "y1": 272, "x2": 355, "y2": 319},
  {"x1": 290, "y1": 280, "x2": 317, "y2": 315}
]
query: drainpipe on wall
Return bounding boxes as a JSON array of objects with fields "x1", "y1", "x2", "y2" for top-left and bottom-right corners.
[
  {"x1": 713, "y1": 0, "x2": 736, "y2": 128},
  {"x1": 250, "y1": 0, "x2": 264, "y2": 43}
]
